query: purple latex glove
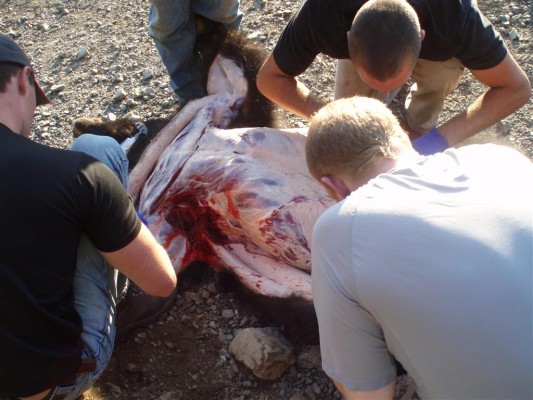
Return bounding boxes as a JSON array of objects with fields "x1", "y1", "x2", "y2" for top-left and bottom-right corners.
[
  {"x1": 136, "y1": 210, "x2": 148, "y2": 225},
  {"x1": 412, "y1": 128, "x2": 448, "y2": 155}
]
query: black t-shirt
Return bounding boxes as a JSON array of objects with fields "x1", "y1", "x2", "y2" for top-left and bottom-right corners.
[
  {"x1": 273, "y1": 0, "x2": 508, "y2": 77},
  {"x1": 0, "y1": 124, "x2": 141, "y2": 397}
]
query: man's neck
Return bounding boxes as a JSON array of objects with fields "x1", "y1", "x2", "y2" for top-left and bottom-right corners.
[{"x1": 0, "y1": 103, "x2": 24, "y2": 136}]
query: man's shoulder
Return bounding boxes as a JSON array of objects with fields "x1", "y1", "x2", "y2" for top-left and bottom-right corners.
[
  {"x1": 1, "y1": 126, "x2": 107, "y2": 183},
  {"x1": 452, "y1": 144, "x2": 533, "y2": 174},
  {"x1": 314, "y1": 198, "x2": 358, "y2": 239}
]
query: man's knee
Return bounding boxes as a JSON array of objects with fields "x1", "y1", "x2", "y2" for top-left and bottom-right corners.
[
  {"x1": 194, "y1": 0, "x2": 242, "y2": 29},
  {"x1": 148, "y1": 1, "x2": 190, "y2": 40},
  {"x1": 71, "y1": 134, "x2": 129, "y2": 186},
  {"x1": 406, "y1": 58, "x2": 464, "y2": 132},
  {"x1": 412, "y1": 58, "x2": 464, "y2": 97},
  {"x1": 71, "y1": 134, "x2": 122, "y2": 158}
]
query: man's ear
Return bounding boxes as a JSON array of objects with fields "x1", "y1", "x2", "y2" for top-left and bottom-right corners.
[
  {"x1": 320, "y1": 175, "x2": 352, "y2": 201},
  {"x1": 17, "y1": 66, "x2": 32, "y2": 96},
  {"x1": 420, "y1": 29, "x2": 426, "y2": 41}
]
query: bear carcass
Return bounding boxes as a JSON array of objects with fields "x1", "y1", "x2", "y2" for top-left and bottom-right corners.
[{"x1": 74, "y1": 30, "x2": 334, "y2": 307}]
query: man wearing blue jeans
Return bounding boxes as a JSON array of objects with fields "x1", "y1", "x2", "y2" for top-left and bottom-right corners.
[
  {"x1": 149, "y1": 0, "x2": 242, "y2": 104},
  {"x1": 0, "y1": 34, "x2": 177, "y2": 400}
]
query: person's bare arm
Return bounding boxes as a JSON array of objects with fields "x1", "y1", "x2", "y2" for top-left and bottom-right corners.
[
  {"x1": 439, "y1": 53, "x2": 531, "y2": 146},
  {"x1": 257, "y1": 53, "x2": 324, "y2": 120},
  {"x1": 334, "y1": 379, "x2": 395, "y2": 400},
  {"x1": 101, "y1": 224, "x2": 176, "y2": 297}
]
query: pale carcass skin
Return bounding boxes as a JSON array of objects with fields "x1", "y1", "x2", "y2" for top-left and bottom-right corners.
[{"x1": 131, "y1": 55, "x2": 334, "y2": 302}]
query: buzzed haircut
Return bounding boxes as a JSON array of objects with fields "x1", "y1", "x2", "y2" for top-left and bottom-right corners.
[
  {"x1": 0, "y1": 63, "x2": 21, "y2": 93},
  {"x1": 348, "y1": 0, "x2": 421, "y2": 81},
  {"x1": 306, "y1": 96, "x2": 409, "y2": 181}
]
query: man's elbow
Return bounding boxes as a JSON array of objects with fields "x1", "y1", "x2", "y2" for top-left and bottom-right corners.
[
  {"x1": 509, "y1": 70, "x2": 532, "y2": 108},
  {"x1": 150, "y1": 273, "x2": 177, "y2": 297},
  {"x1": 256, "y1": 66, "x2": 270, "y2": 98},
  {"x1": 517, "y1": 76, "x2": 532, "y2": 105}
]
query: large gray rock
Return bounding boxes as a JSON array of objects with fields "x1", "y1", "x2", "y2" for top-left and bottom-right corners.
[{"x1": 229, "y1": 327, "x2": 295, "y2": 380}]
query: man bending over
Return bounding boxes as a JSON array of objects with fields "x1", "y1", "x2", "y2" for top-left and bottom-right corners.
[{"x1": 305, "y1": 96, "x2": 532, "y2": 399}]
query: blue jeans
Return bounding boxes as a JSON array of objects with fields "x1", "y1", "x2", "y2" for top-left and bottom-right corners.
[
  {"x1": 43, "y1": 135, "x2": 130, "y2": 400},
  {"x1": 149, "y1": 0, "x2": 242, "y2": 103}
]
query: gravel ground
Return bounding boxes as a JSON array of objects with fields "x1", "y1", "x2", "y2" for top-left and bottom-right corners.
[{"x1": 1, "y1": 0, "x2": 531, "y2": 399}]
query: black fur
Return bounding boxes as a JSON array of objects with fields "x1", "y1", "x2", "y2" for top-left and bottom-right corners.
[{"x1": 73, "y1": 19, "x2": 276, "y2": 171}]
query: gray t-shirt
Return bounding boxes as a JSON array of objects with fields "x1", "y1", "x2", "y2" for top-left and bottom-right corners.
[{"x1": 312, "y1": 144, "x2": 533, "y2": 399}]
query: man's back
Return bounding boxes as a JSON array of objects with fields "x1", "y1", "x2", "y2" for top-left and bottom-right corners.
[
  {"x1": 312, "y1": 144, "x2": 533, "y2": 399},
  {"x1": 0, "y1": 124, "x2": 140, "y2": 394}
]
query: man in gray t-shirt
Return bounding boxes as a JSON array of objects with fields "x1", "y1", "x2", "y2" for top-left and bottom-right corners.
[{"x1": 305, "y1": 96, "x2": 533, "y2": 399}]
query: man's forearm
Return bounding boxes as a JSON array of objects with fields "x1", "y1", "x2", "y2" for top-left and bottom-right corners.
[
  {"x1": 260, "y1": 74, "x2": 324, "y2": 120},
  {"x1": 439, "y1": 84, "x2": 531, "y2": 146},
  {"x1": 257, "y1": 54, "x2": 325, "y2": 120},
  {"x1": 439, "y1": 54, "x2": 531, "y2": 146}
]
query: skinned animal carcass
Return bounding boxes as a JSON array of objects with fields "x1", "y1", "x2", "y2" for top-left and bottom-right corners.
[
  {"x1": 128, "y1": 66, "x2": 334, "y2": 304},
  {"x1": 74, "y1": 30, "x2": 334, "y2": 308},
  {"x1": 133, "y1": 106, "x2": 333, "y2": 303}
]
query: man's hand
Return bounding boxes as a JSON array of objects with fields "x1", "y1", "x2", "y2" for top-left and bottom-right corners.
[
  {"x1": 411, "y1": 128, "x2": 448, "y2": 155},
  {"x1": 101, "y1": 224, "x2": 176, "y2": 297},
  {"x1": 257, "y1": 53, "x2": 324, "y2": 120}
]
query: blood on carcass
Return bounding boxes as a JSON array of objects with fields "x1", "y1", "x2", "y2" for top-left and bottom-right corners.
[{"x1": 131, "y1": 56, "x2": 334, "y2": 303}]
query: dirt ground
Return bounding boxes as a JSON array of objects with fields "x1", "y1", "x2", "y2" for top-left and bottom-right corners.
[{"x1": 2, "y1": 0, "x2": 531, "y2": 399}]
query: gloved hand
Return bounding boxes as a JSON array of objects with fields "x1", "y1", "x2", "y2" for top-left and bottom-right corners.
[
  {"x1": 411, "y1": 128, "x2": 448, "y2": 155},
  {"x1": 136, "y1": 210, "x2": 148, "y2": 225}
]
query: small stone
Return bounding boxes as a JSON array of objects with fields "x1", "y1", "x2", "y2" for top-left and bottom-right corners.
[
  {"x1": 182, "y1": 291, "x2": 200, "y2": 302},
  {"x1": 142, "y1": 70, "x2": 153, "y2": 80},
  {"x1": 6, "y1": 30, "x2": 20, "y2": 38},
  {"x1": 107, "y1": 112, "x2": 117, "y2": 122},
  {"x1": 143, "y1": 87, "x2": 155, "y2": 98},
  {"x1": 125, "y1": 363, "x2": 142, "y2": 373},
  {"x1": 50, "y1": 84, "x2": 65, "y2": 94},
  {"x1": 495, "y1": 119, "x2": 512, "y2": 136},
  {"x1": 297, "y1": 346, "x2": 322, "y2": 369},
  {"x1": 124, "y1": 112, "x2": 142, "y2": 122},
  {"x1": 221, "y1": 309, "x2": 234, "y2": 319},
  {"x1": 247, "y1": 31, "x2": 262, "y2": 40},
  {"x1": 113, "y1": 89, "x2": 127, "y2": 102},
  {"x1": 498, "y1": 15, "x2": 510, "y2": 24},
  {"x1": 507, "y1": 28, "x2": 520, "y2": 41},
  {"x1": 76, "y1": 47, "x2": 90, "y2": 60}
]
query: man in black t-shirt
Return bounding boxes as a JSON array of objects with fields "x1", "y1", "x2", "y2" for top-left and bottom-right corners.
[
  {"x1": 0, "y1": 33, "x2": 177, "y2": 400},
  {"x1": 257, "y1": 0, "x2": 530, "y2": 155}
]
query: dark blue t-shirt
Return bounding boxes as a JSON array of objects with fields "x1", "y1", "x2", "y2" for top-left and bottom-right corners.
[
  {"x1": 0, "y1": 124, "x2": 141, "y2": 397},
  {"x1": 274, "y1": 0, "x2": 507, "y2": 76}
]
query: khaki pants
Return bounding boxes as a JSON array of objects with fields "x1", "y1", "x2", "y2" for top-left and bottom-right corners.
[{"x1": 334, "y1": 58, "x2": 464, "y2": 134}]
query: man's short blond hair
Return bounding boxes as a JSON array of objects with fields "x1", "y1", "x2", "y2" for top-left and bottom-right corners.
[{"x1": 306, "y1": 96, "x2": 410, "y2": 181}]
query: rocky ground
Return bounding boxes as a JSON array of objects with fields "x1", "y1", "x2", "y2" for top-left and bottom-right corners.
[{"x1": 2, "y1": 0, "x2": 531, "y2": 399}]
